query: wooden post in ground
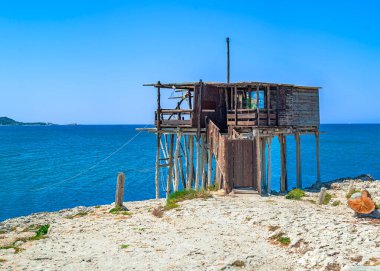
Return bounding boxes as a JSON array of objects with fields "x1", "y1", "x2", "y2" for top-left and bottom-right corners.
[
  {"x1": 166, "y1": 134, "x2": 175, "y2": 198},
  {"x1": 315, "y1": 130, "x2": 321, "y2": 184},
  {"x1": 261, "y1": 138, "x2": 267, "y2": 193},
  {"x1": 195, "y1": 137, "x2": 201, "y2": 191},
  {"x1": 115, "y1": 172, "x2": 125, "y2": 208},
  {"x1": 267, "y1": 137, "x2": 272, "y2": 195},
  {"x1": 255, "y1": 130, "x2": 262, "y2": 194},
  {"x1": 318, "y1": 187, "x2": 327, "y2": 205},
  {"x1": 188, "y1": 135, "x2": 194, "y2": 188},
  {"x1": 173, "y1": 132, "x2": 182, "y2": 192},
  {"x1": 155, "y1": 82, "x2": 161, "y2": 199},
  {"x1": 155, "y1": 134, "x2": 161, "y2": 199},
  {"x1": 201, "y1": 134, "x2": 207, "y2": 189},
  {"x1": 207, "y1": 148, "x2": 212, "y2": 188},
  {"x1": 279, "y1": 134, "x2": 288, "y2": 193},
  {"x1": 295, "y1": 132, "x2": 302, "y2": 189}
]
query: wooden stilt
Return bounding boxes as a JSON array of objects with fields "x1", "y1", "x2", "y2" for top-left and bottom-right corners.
[
  {"x1": 315, "y1": 130, "x2": 321, "y2": 184},
  {"x1": 295, "y1": 132, "x2": 302, "y2": 189},
  {"x1": 195, "y1": 137, "x2": 201, "y2": 191},
  {"x1": 201, "y1": 134, "x2": 207, "y2": 189},
  {"x1": 188, "y1": 135, "x2": 194, "y2": 188},
  {"x1": 255, "y1": 130, "x2": 262, "y2": 194},
  {"x1": 261, "y1": 138, "x2": 267, "y2": 193},
  {"x1": 179, "y1": 151, "x2": 186, "y2": 189},
  {"x1": 173, "y1": 132, "x2": 182, "y2": 191},
  {"x1": 207, "y1": 148, "x2": 212, "y2": 188},
  {"x1": 166, "y1": 134, "x2": 174, "y2": 198},
  {"x1": 267, "y1": 137, "x2": 272, "y2": 195},
  {"x1": 155, "y1": 133, "x2": 161, "y2": 199},
  {"x1": 183, "y1": 135, "x2": 189, "y2": 181},
  {"x1": 279, "y1": 134, "x2": 288, "y2": 193}
]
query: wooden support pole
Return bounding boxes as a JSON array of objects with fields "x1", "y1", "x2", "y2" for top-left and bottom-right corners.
[
  {"x1": 201, "y1": 134, "x2": 207, "y2": 189},
  {"x1": 267, "y1": 85, "x2": 270, "y2": 125},
  {"x1": 267, "y1": 137, "x2": 272, "y2": 195},
  {"x1": 166, "y1": 134, "x2": 175, "y2": 198},
  {"x1": 234, "y1": 86, "x2": 238, "y2": 126},
  {"x1": 173, "y1": 132, "x2": 182, "y2": 192},
  {"x1": 261, "y1": 138, "x2": 267, "y2": 193},
  {"x1": 315, "y1": 130, "x2": 321, "y2": 184},
  {"x1": 295, "y1": 132, "x2": 302, "y2": 189},
  {"x1": 188, "y1": 136, "x2": 194, "y2": 188},
  {"x1": 155, "y1": 134, "x2": 161, "y2": 199},
  {"x1": 207, "y1": 148, "x2": 212, "y2": 188},
  {"x1": 115, "y1": 172, "x2": 125, "y2": 208},
  {"x1": 255, "y1": 130, "x2": 262, "y2": 194},
  {"x1": 195, "y1": 137, "x2": 201, "y2": 191},
  {"x1": 279, "y1": 134, "x2": 288, "y2": 193},
  {"x1": 226, "y1": 37, "x2": 230, "y2": 83},
  {"x1": 318, "y1": 187, "x2": 327, "y2": 205},
  {"x1": 256, "y1": 84, "x2": 260, "y2": 127}
]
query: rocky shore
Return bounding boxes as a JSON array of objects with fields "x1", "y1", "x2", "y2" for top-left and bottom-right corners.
[{"x1": 0, "y1": 179, "x2": 379, "y2": 271}]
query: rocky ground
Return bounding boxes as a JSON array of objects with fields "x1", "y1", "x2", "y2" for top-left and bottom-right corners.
[{"x1": 0, "y1": 179, "x2": 379, "y2": 271}]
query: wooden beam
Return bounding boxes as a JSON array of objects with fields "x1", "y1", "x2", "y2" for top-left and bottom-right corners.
[
  {"x1": 195, "y1": 137, "x2": 201, "y2": 191},
  {"x1": 173, "y1": 132, "x2": 182, "y2": 191},
  {"x1": 256, "y1": 84, "x2": 260, "y2": 127},
  {"x1": 279, "y1": 134, "x2": 288, "y2": 192},
  {"x1": 207, "y1": 147, "x2": 212, "y2": 188},
  {"x1": 267, "y1": 85, "x2": 270, "y2": 125},
  {"x1": 261, "y1": 138, "x2": 267, "y2": 193},
  {"x1": 315, "y1": 129, "x2": 321, "y2": 184},
  {"x1": 255, "y1": 130, "x2": 262, "y2": 194},
  {"x1": 155, "y1": 133, "x2": 161, "y2": 199},
  {"x1": 201, "y1": 134, "x2": 207, "y2": 189},
  {"x1": 234, "y1": 86, "x2": 238, "y2": 126},
  {"x1": 166, "y1": 134, "x2": 175, "y2": 198},
  {"x1": 187, "y1": 135, "x2": 194, "y2": 188},
  {"x1": 196, "y1": 80, "x2": 203, "y2": 140},
  {"x1": 295, "y1": 132, "x2": 302, "y2": 189},
  {"x1": 267, "y1": 137, "x2": 272, "y2": 195}
]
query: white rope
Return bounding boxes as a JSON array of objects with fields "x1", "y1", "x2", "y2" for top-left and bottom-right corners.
[{"x1": 31, "y1": 124, "x2": 150, "y2": 191}]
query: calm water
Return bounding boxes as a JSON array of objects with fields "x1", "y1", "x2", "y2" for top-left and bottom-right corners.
[{"x1": 0, "y1": 124, "x2": 379, "y2": 221}]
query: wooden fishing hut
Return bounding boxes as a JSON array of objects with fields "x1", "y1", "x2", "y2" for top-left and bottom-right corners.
[{"x1": 142, "y1": 80, "x2": 321, "y2": 198}]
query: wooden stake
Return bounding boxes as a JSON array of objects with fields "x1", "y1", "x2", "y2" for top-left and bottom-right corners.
[
  {"x1": 267, "y1": 137, "x2": 272, "y2": 195},
  {"x1": 295, "y1": 132, "x2": 302, "y2": 189},
  {"x1": 201, "y1": 134, "x2": 207, "y2": 189},
  {"x1": 173, "y1": 132, "x2": 182, "y2": 191},
  {"x1": 188, "y1": 135, "x2": 194, "y2": 188},
  {"x1": 115, "y1": 172, "x2": 125, "y2": 208},
  {"x1": 261, "y1": 138, "x2": 267, "y2": 193},
  {"x1": 166, "y1": 134, "x2": 174, "y2": 198},
  {"x1": 155, "y1": 134, "x2": 161, "y2": 199},
  {"x1": 315, "y1": 130, "x2": 321, "y2": 184},
  {"x1": 255, "y1": 130, "x2": 262, "y2": 194},
  {"x1": 195, "y1": 137, "x2": 201, "y2": 191},
  {"x1": 318, "y1": 187, "x2": 327, "y2": 205},
  {"x1": 207, "y1": 148, "x2": 212, "y2": 188},
  {"x1": 279, "y1": 134, "x2": 288, "y2": 193}
]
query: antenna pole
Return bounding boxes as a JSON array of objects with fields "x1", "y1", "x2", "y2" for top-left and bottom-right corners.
[{"x1": 226, "y1": 37, "x2": 230, "y2": 84}]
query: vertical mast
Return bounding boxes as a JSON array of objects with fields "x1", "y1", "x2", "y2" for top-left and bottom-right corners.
[{"x1": 226, "y1": 37, "x2": 230, "y2": 84}]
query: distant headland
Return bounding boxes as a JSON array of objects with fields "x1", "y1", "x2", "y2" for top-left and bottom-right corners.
[{"x1": 0, "y1": 117, "x2": 55, "y2": 126}]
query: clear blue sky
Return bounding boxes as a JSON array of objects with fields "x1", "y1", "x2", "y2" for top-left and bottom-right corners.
[{"x1": 1, "y1": 0, "x2": 379, "y2": 124}]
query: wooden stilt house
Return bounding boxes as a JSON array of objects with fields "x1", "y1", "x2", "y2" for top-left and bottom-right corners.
[{"x1": 142, "y1": 80, "x2": 321, "y2": 198}]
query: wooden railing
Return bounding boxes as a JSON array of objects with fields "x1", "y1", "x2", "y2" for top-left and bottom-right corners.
[
  {"x1": 155, "y1": 109, "x2": 193, "y2": 127},
  {"x1": 227, "y1": 108, "x2": 277, "y2": 126}
]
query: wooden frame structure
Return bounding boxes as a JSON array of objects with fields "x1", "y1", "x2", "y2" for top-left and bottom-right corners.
[{"x1": 141, "y1": 80, "x2": 321, "y2": 198}]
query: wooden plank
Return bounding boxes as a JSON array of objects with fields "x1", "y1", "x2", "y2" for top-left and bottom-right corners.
[
  {"x1": 234, "y1": 86, "x2": 237, "y2": 126},
  {"x1": 279, "y1": 134, "x2": 288, "y2": 192},
  {"x1": 207, "y1": 148, "x2": 212, "y2": 187},
  {"x1": 201, "y1": 134, "x2": 207, "y2": 189},
  {"x1": 195, "y1": 137, "x2": 201, "y2": 190},
  {"x1": 261, "y1": 138, "x2": 267, "y2": 193},
  {"x1": 255, "y1": 131, "x2": 262, "y2": 194},
  {"x1": 267, "y1": 137, "x2": 272, "y2": 195},
  {"x1": 295, "y1": 132, "x2": 302, "y2": 189},
  {"x1": 188, "y1": 136, "x2": 194, "y2": 188},
  {"x1": 173, "y1": 132, "x2": 182, "y2": 191},
  {"x1": 155, "y1": 133, "x2": 162, "y2": 199},
  {"x1": 166, "y1": 134, "x2": 175, "y2": 198}
]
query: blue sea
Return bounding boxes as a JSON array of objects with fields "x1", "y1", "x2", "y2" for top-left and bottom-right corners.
[{"x1": 0, "y1": 124, "x2": 379, "y2": 221}]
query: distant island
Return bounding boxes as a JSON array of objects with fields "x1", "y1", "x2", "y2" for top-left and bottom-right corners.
[{"x1": 0, "y1": 117, "x2": 55, "y2": 126}]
